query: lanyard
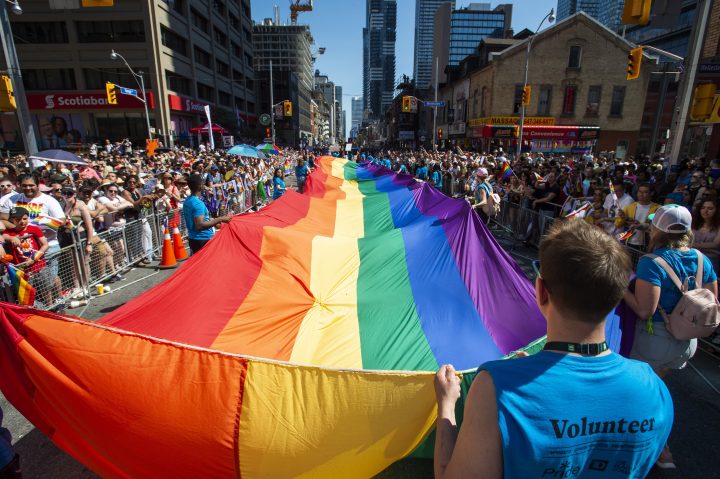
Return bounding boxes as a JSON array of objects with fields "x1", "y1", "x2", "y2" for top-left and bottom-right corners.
[{"x1": 543, "y1": 341, "x2": 609, "y2": 356}]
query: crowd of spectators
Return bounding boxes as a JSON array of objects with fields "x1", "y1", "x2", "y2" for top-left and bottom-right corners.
[{"x1": 0, "y1": 139, "x2": 307, "y2": 308}]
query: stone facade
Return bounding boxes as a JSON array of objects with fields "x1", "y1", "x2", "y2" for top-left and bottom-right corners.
[{"x1": 441, "y1": 13, "x2": 655, "y2": 154}]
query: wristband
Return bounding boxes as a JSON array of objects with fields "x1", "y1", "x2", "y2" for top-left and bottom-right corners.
[{"x1": 33, "y1": 251, "x2": 44, "y2": 261}]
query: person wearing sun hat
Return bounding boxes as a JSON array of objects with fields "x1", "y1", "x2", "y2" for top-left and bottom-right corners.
[{"x1": 623, "y1": 203, "x2": 718, "y2": 470}]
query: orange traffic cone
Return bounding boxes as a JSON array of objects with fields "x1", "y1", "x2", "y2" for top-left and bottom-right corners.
[
  {"x1": 158, "y1": 227, "x2": 177, "y2": 269},
  {"x1": 171, "y1": 226, "x2": 189, "y2": 261}
]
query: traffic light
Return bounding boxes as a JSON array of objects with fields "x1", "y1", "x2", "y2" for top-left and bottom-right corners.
[
  {"x1": 622, "y1": 0, "x2": 652, "y2": 25},
  {"x1": 106, "y1": 82, "x2": 118, "y2": 105},
  {"x1": 437, "y1": 128, "x2": 443, "y2": 139},
  {"x1": 265, "y1": 127, "x2": 271, "y2": 138},
  {"x1": 82, "y1": 0, "x2": 114, "y2": 6},
  {"x1": 626, "y1": 47, "x2": 643, "y2": 80},
  {"x1": 402, "y1": 96, "x2": 411, "y2": 112},
  {"x1": 0, "y1": 75, "x2": 16, "y2": 112},
  {"x1": 691, "y1": 83, "x2": 717, "y2": 121},
  {"x1": 521, "y1": 86, "x2": 531, "y2": 107},
  {"x1": 283, "y1": 100, "x2": 292, "y2": 117}
]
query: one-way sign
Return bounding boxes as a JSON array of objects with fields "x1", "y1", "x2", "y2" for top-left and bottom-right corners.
[
  {"x1": 120, "y1": 87, "x2": 138, "y2": 96},
  {"x1": 424, "y1": 101, "x2": 445, "y2": 107}
]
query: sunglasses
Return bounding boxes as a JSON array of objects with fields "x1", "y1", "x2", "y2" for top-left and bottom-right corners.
[
  {"x1": 108, "y1": 189, "x2": 118, "y2": 193},
  {"x1": 62, "y1": 191, "x2": 75, "y2": 197}
]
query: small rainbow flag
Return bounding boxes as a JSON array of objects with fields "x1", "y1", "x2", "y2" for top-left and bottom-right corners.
[
  {"x1": 34, "y1": 215, "x2": 71, "y2": 231},
  {"x1": 533, "y1": 172, "x2": 545, "y2": 182},
  {"x1": 617, "y1": 230, "x2": 634, "y2": 242},
  {"x1": 565, "y1": 202, "x2": 591, "y2": 219},
  {"x1": 4, "y1": 263, "x2": 36, "y2": 306},
  {"x1": 501, "y1": 162, "x2": 513, "y2": 181}
]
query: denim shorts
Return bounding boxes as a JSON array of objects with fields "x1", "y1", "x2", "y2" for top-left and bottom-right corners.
[
  {"x1": 630, "y1": 319, "x2": 697, "y2": 371},
  {"x1": 46, "y1": 242, "x2": 61, "y2": 278}
]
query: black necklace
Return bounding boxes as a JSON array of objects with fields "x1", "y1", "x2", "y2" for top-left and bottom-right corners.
[{"x1": 543, "y1": 341, "x2": 609, "y2": 356}]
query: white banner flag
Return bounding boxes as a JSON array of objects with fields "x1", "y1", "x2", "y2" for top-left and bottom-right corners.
[{"x1": 203, "y1": 105, "x2": 214, "y2": 150}]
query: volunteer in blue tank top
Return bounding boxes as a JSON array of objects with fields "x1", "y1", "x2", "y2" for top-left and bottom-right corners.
[
  {"x1": 183, "y1": 174, "x2": 231, "y2": 255},
  {"x1": 623, "y1": 203, "x2": 717, "y2": 469},
  {"x1": 472, "y1": 168, "x2": 492, "y2": 222},
  {"x1": 434, "y1": 219, "x2": 673, "y2": 479}
]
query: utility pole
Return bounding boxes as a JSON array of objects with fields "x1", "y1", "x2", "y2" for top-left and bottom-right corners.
[
  {"x1": 0, "y1": 3, "x2": 38, "y2": 155},
  {"x1": 666, "y1": 0, "x2": 711, "y2": 165},
  {"x1": 270, "y1": 59, "x2": 275, "y2": 144},
  {"x1": 648, "y1": 63, "x2": 671, "y2": 158},
  {"x1": 433, "y1": 56, "x2": 438, "y2": 151}
]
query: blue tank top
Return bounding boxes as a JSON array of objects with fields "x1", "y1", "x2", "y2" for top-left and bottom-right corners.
[{"x1": 479, "y1": 351, "x2": 673, "y2": 479}]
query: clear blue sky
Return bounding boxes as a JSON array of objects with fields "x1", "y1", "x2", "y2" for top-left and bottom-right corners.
[{"x1": 249, "y1": 0, "x2": 557, "y2": 134}]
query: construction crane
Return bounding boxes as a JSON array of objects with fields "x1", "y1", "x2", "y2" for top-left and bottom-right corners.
[{"x1": 290, "y1": 0, "x2": 313, "y2": 24}]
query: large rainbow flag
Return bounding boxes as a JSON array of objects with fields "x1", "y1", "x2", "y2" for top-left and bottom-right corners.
[{"x1": 0, "y1": 157, "x2": 546, "y2": 478}]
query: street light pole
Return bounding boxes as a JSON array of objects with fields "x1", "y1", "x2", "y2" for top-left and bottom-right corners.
[
  {"x1": 270, "y1": 59, "x2": 275, "y2": 144},
  {"x1": 433, "y1": 55, "x2": 438, "y2": 152},
  {"x1": 517, "y1": 8, "x2": 554, "y2": 159},
  {"x1": 110, "y1": 49, "x2": 152, "y2": 140},
  {"x1": 0, "y1": 0, "x2": 38, "y2": 155}
]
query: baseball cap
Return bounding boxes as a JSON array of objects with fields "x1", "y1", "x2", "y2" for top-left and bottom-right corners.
[
  {"x1": 650, "y1": 204, "x2": 692, "y2": 233},
  {"x1": 476, "y1": 167, "x2": 489, "y2": 177},
  {"x1": 9, "y1": 207, "x2": 29, "y2": 219}
]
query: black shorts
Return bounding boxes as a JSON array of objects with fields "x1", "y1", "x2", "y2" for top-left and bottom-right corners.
[{"x1": 188, "y1": 238, "x2": 210, "y2": 254}]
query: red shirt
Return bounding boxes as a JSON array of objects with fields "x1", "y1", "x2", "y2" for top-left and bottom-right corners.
[{"x1": 5, "y1": 225, "x2": 47, "y2": 273}]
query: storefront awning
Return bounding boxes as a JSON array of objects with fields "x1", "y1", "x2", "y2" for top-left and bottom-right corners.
[{"x1": 474, "y1": 125, "x2": 600, "y2": 140}]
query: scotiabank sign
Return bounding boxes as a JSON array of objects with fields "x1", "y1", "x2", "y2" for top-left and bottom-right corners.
[
  {"x1": 27, "y1": 91, "x2": 153, "y2": 110},
  {"x1": 168, "y1": 94, "x2": 207, "y2": 114}
]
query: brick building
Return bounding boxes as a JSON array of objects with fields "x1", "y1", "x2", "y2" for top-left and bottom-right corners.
[{"x1": 437, "y1": 12, "x2": 654, "y2": 157}]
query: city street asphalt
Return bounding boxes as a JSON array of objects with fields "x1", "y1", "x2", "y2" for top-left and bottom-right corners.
[{"x1": 1, "y1": 212, "x2": 720, "y2": 479}]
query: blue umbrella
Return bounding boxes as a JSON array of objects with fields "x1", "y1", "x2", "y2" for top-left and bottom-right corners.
[
  {"x1": 227, "y1": 144, "x2": 260, "y2": 158},
  {"x1": 29, "y1": 149, "x2": 89, "y2": 165}
]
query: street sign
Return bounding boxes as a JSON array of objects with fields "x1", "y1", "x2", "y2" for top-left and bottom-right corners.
[
  {"x1": 259, "y1": 113, "x2": 271, "y2": 126},
  {"x1": 423, "y1": 101, "x2": 445, "y2": 108},
  {"x1": 120, "y1": 87, "x2": 138, "y2": 96}
]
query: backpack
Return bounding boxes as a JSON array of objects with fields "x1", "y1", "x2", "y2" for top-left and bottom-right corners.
[
  {"x1": 646, "y1": 250, "x2": 720, "y2": 340},
  {"x1": 479, "y1": 183, "x2": 501, "y2": 217}
]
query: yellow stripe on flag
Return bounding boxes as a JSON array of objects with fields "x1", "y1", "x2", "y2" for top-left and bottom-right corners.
[
  {"x1": 238, "y1": 360, "x2": 437, "y2": 479},
  {"x1": 290, "y1": 159, "x2": 365, "y2": 368}
]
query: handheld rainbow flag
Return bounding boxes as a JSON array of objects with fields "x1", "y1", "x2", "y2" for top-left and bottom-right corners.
[
  {"x1": 33, "y1": 215, "x2": 70, "y2": 231},
  {"x1": 617, "y1": 230, "x2": 634, "y2": 242},
  {"x1": 3, "y1": 263, "x2": 36, "y2": 306},
  {"x1": 501, "y1": 162, "x2": 513, "y2": 181},
  {"x1": 533, "y1": 172, "x2": 545, "y2": 182},
  {"x1": 564, "y1": 202, "x2": 591, "y2": 219},
  {"x1": 609, "y1": 181, "x2": 618, "y2": 206}
]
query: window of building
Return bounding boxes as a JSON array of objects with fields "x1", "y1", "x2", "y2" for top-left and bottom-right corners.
[
  {"x1": 160, "y1": 0, "x2": 184, "y2": 14},
  {"x1": 197, "y1": 82, "x2": 214, "y2": 102},
  {"x1": 214, "y1": 27, "x2": 228, "y2": 47},
  {"x1": 229, "y1": 13, "x2": 240, "y2": 31},
  {"x1": 512, "y1": 84, "x2": 523, "y2": 114},
  {"x1": 244, "y1": 52, "x2": 253, "y2": 67},
  {"x1": 232, "y1": 42, "x2": 242, "y2": 57},
  {"x1": 537, "y1": 85, "x2": 552, "y2": 116},
  {"x1": 218, "y1": 90, "x2": 231, "y2": 106},
  {"x1": 232, "y1": 68, "x2": 244, "y2": 82},
  {"x1": 13, "y1": 22, "x2": 68, "y2": 43},
  {"x1": 76, "y1": 20, "x2": 145, "y2": 43},
  {"x1": 194, "y1": 46, "x2": 212, "y2": 69},
  {"x1": 243, "y1": 27, "x2": 252, "y2": 43},
  {"x1": 610, "y1": 86, "x2": 626, "y2": 116},
  {"x1": 246, "y1": 77, "x2": 254, "y2": 90},
  {"x1": 84, "y1": 68, "x2": 152, "y2": 90},
  {"x1": 165, "y1": 71, "x2": 191, "y2": 96},
  {"x1": 213, "y1": 0, "x2": 226, "y2": 16},
  {"x1": 586, "y1": 85, "x2": 601, "y2": 116},
  {"x1": 23, "y1": 69, "x2": 76, "y2": 90},
  {"x1": 191, "y1": 8, "x2": 209, "y2": 33},
  {"x1": 568, "y1": 46, "x2": 582, "y2": 69},
  {"x1": 161, "y1": 27, "x2": 187, "y2": 56},
  {"x1": 480, "y1": 86, "x2": 488, "y2": 117},
  {"x1": 216, "y1": 59, "x2": 229, "y2": 77},
  {"x1": 562, "y1": 85, "x2": 577, "y2": 115}
]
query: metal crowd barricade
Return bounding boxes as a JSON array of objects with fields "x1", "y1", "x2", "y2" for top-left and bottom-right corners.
[{"x1": 9, "y1": 190, "x2": 256, "y2": 312}]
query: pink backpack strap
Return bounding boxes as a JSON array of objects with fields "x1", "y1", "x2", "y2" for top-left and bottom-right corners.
[
  {"x1": 644, "y1": 253, "x2": 686, "y2": 292},
  {"x1": 693, "y1": 248, "x2": 704, "y2": 289}
]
